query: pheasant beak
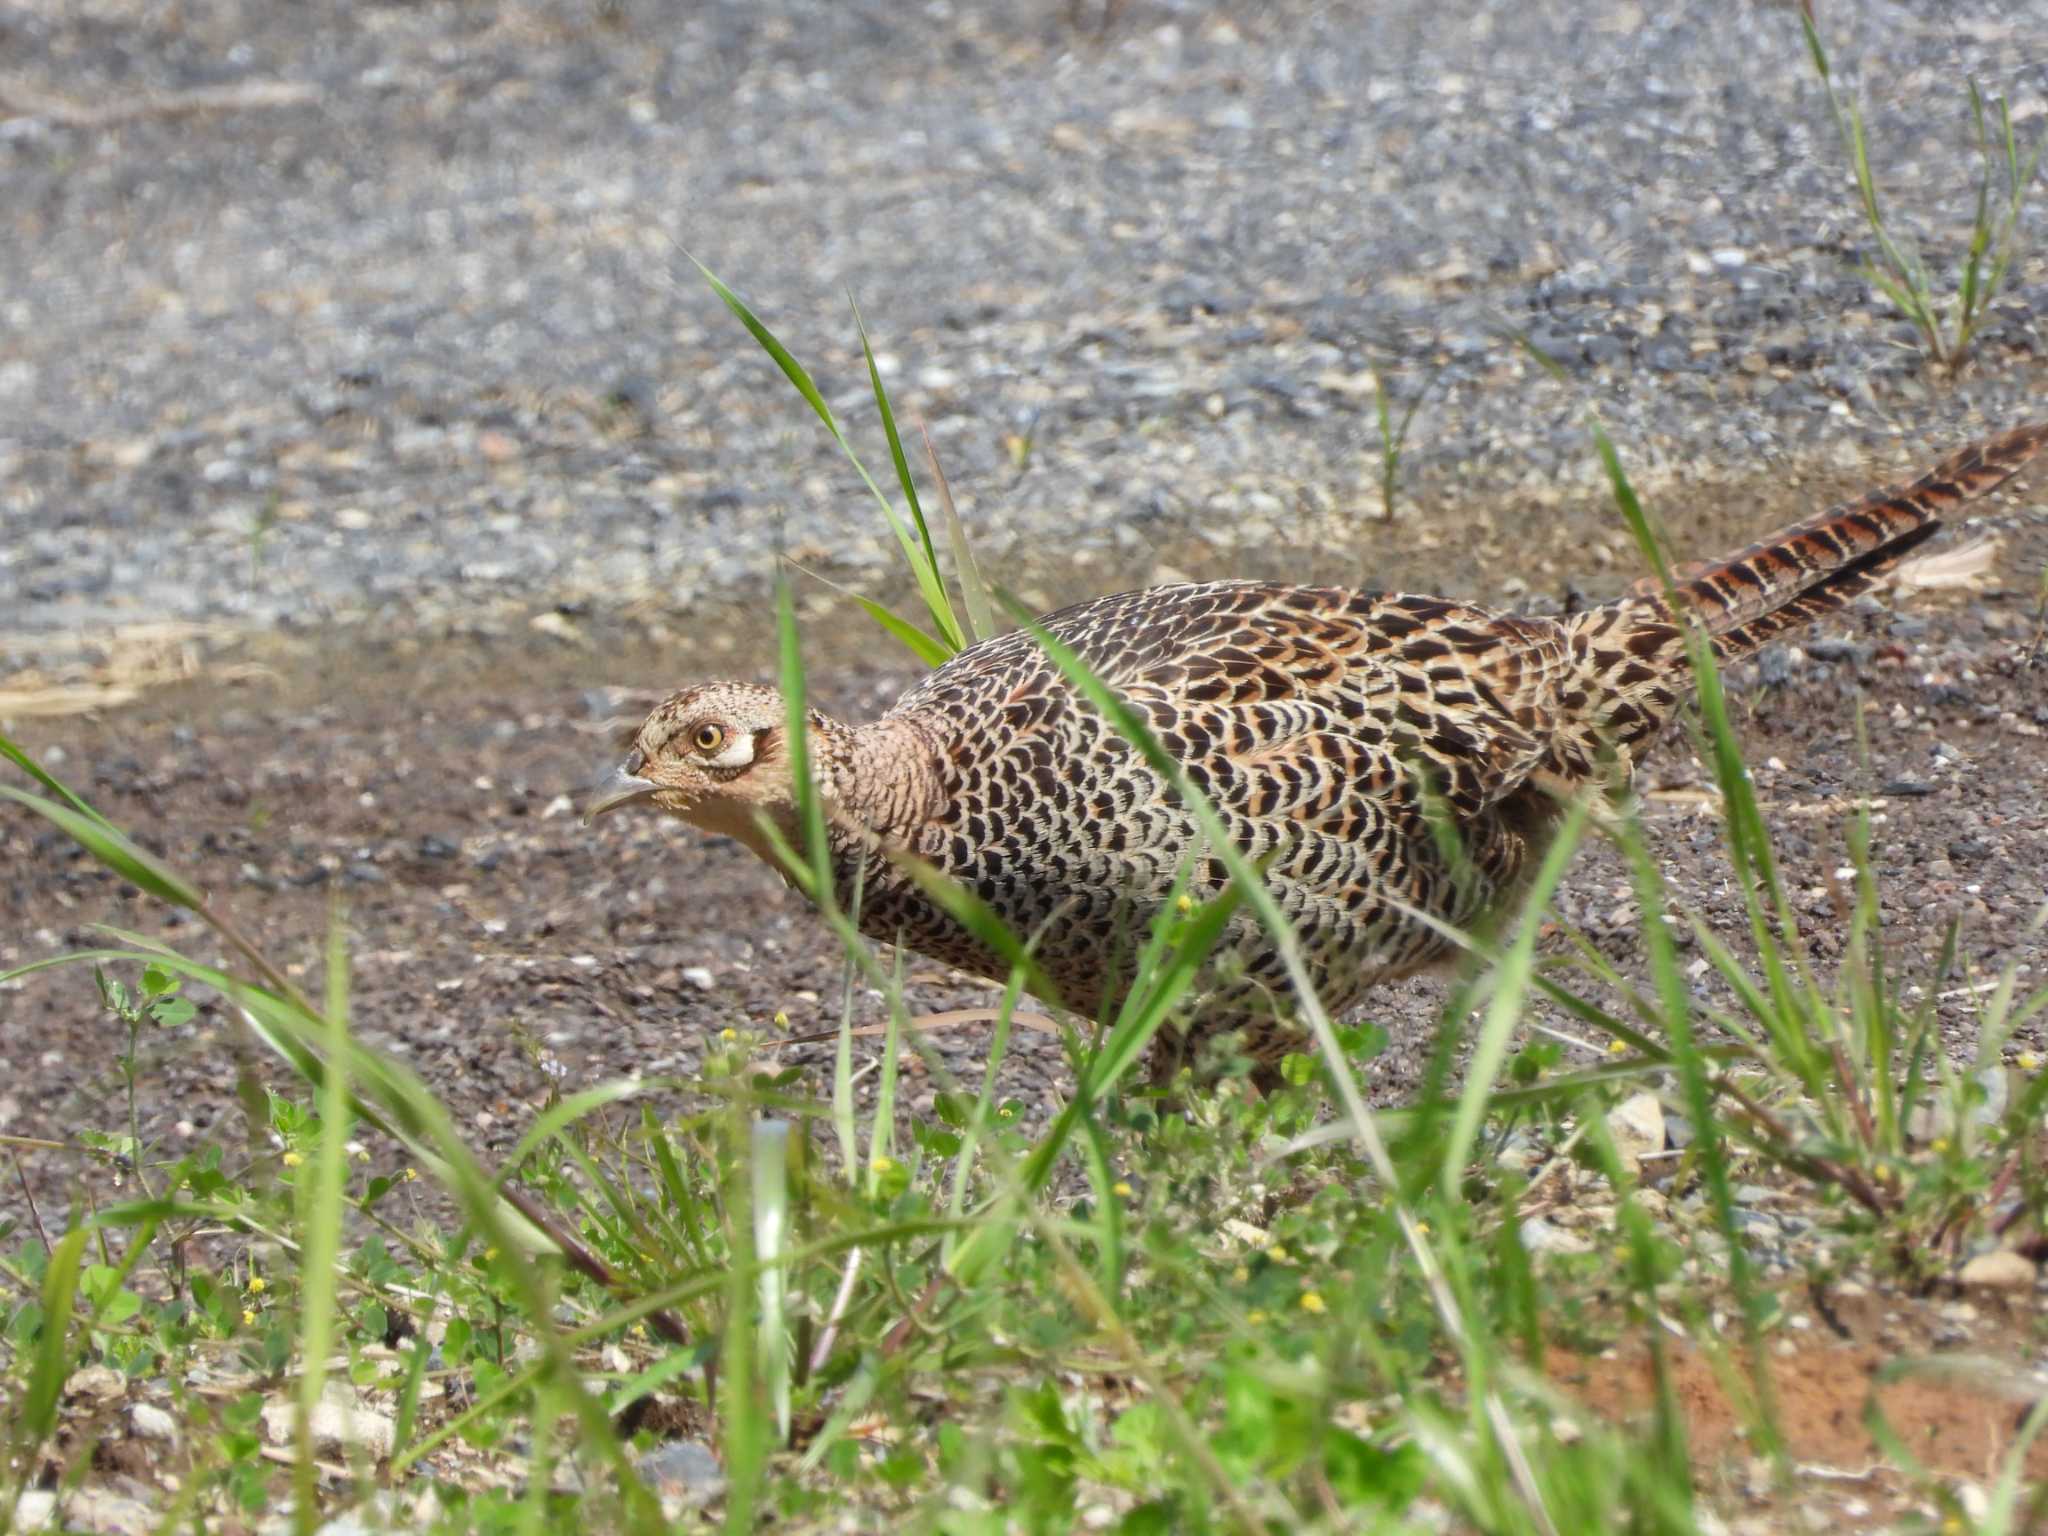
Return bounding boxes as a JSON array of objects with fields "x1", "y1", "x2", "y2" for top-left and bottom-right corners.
[{"x1": 582, "y1": 761, "x2": 660, "y2": 824}]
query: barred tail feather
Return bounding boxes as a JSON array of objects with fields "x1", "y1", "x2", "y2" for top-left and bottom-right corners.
[
  {"x1": 1674, "y1": 421, "x2": 2048, "y2": 649},
  {"x1": 1551, "y1": 423, "x2": 2045, "y2": 775}
]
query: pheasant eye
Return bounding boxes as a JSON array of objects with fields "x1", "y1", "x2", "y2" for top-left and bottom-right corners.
[{"x1": 693, "y1": 724, "x2": 726, "y2": 753}]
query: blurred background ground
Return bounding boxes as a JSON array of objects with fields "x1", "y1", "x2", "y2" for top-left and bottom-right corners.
[{"x1": 5, "y1": 0, "x2": 2047, "y2": 654}]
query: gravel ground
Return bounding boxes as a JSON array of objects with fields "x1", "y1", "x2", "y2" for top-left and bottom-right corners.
[{"x1": 4, "y1": 0, "x2": 2047, "y2": 662}]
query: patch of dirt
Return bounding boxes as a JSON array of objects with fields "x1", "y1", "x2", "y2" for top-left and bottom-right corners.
[{"x1": 1558, "y1": 1286, "x2": 2048, "y2": 1519}]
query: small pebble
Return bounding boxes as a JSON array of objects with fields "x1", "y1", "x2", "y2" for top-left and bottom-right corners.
[{"x1": 1957, "y1": 1250, "x2": 2037, "y2": 1291}]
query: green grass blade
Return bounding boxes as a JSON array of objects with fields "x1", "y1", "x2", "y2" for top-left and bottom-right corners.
[
  {"x1": 690, "y1": 257, "x2": 842, "y2": 447},
  {"x1": 947, "y1": 878, "x2": 1242, "y2": 1286},
  {"x1": 0, "y1": 786, "x2": 203, "y2": 910},
  {"x1": 884, "y1": 852, "x2": 1067, "y2": 1009},
  {"x1": 1078, "y1": 1113, "x2": 1125, "y2": 1313},
  {"x1": 1626, "y1": 829, "x2": 1784, "y2": 1463},
  {"x1": 1591, "y1": 410, "x2": 1816, "y2": 1055},
  {"x1": 832, "y1": 960, "x2": 860, "y2": 1180},
  {"x1": 719, "y1": 1117, "x2": 766, "y2": 1533},
  {"x1": 1863, "y1": 266, "x2": 1930, "y2": 328},
  {"x1": 947, "y1": 969, "x2": 1022, "y2": 1237},
  {"x1": 1984, "y1": 1391, "x2": 2048, "y2": 1535},
  {"x1": 607, "y1": 1341, "x2": 705, "y2": 1418},
  {"x1": 497, "y1": 1080, "x2": 651, "y2": 1188},
  {"x1": 1585, "y1": 415, "x2": 1676, "y2": 590},
  {"x1": 784, "y1": 552, "x2": 953, "y2": 672},
  {"x1": 390, "y1": 1275, "x2": 446, "y2": 1454},
  {"x1": 292, "y1": 908, "x2": 354, "y2": 1535},
  {"x1": 921, "y1": 419, "x2": 997, "y2": 643},
  {"x1": 1374, "y1": 374, "x2": 1397, "y2": 521},
  {"x1": 15, "y1": 1226, "x2": 89, "y2": 1462},
  {"x1": 1799, "y1": 8, "x2": 1831, "y2": 82},
  {"x1": 776, "y1": 574, "x2": 834, "y2": 901},
  {"x1": 752, "y1": 1118, "x2": 794, "y2": 1442},
  {"x1": 795, "y1": 1354, "x2": 881, "y2": 1475},
  {"x1": 1437, "y1": 802, "x2": 1589, "y2": 1196},
  {"x1": 855, "y1": 594, "x2": 954, "y2": 669},
  {"x1": 0, "y1": 733, "x2": 115, "y2": 828},
  {"x1": 1082, "y1": 878, "x2": 1247, "y2": 1101},
  {"x1": 864, "y1": 953, "x2": 905, "y2": 1199},
  {"x1": 851, "y1": 296, "x2": 964, "y2": 650},
  {"x1": 691, "y1": 255, "x2": 961, "y2": 661}
]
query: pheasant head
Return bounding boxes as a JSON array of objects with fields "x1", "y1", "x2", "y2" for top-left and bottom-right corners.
[{"x1": 584, "y1": 681, "x2": 841, "y2": 861}]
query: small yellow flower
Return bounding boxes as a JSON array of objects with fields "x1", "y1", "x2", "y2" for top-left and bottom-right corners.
[
  {"x1": 1931, "y1": 1137, "x2": 1951, "y2": 1155},
  {"x1": 2018, "y1": 1052, "x2": 2040, "y2": 1072},
  {"x1": 403, "y1": 1167, "x2": 419, "y2": 1183},
  {"x1": 246, "y1": 1277, "x2": 265, "y2": 1294},
  {"x1": 242, "y1": 1308, "x2": 257, "y2": 1326},
  {"x1": 1607, "y1": 1040, "x2": 1628, "y2": 1056},
  {"x1": 719, "y1": 1027, "x2": 738, "y2": 1043},
  {"x1": 281, "y1": 1151, "x2": 304, "y2": 1168},
  {"x1": 1174, "y1": 893, "x2": 1194, "y2": 915},
  {"x1": 1942, "y1": 1519, "x2": 1965, "y2": 1536},
  {"x1": 631, "y1": 1323, "x2": 647, "y2": 1338},
  {"x1": 1232, "y1": 1265, "x2": 1250, "y2": 1286},
  {"x1": 773, "y1": 1011, "x2": 789, "y2": 1029},
  {"x1": 1247, "y1": 1309, "x2": 1268, "y2": 1325},
  {"x1": 1265, "y1": 1244, "x2": 1291, "y2": 1264},
  {"x1": 352, "y1": 1147, "x2": 370, "y2": 1163},
  {"x1": 870, "y1": 1155, "x2": 897, "y2": 1174},
  {"x1": 1113, "y1": 1181, "x2": 1133, "y2": 1198},
  {"x1": 482, "y1": 1247, "x2": 499, "y2": 1263},
  {"x1": 997, "y1": 1106, "x2": 1015, "y2": 1120},
  {"x1": 1300, "y1": 1292, "x2": 1328, "y2": 1314},
  {"x1": 1414, "y1": 1221, "x2": 1431, "y2": 1237}
]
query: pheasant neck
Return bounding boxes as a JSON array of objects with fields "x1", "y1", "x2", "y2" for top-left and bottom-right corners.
[{"x1": 840, "y1": 713, "x2": 948, "y2": 838}]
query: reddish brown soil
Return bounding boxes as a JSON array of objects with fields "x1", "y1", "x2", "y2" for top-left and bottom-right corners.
[{"x1": 1556, "y1": 1285, "x2": 2048, "y2": 1522}]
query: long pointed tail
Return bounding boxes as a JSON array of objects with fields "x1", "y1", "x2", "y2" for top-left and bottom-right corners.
[
  {"x1": 1552, "y1": 423, "x2": 2045, "y2": 773},
  {"x1": 1669, "y1": 420, "x2": 2047, "y2": 656}
]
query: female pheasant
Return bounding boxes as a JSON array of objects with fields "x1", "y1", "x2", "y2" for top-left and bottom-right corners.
[{"x1": 587, "y1": 425, "x2": 2044, "y2": 1076}]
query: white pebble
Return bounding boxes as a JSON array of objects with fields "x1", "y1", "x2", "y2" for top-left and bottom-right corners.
[{"x1": 130, "y1": 1402, "x2": 179, "y2": 1442}]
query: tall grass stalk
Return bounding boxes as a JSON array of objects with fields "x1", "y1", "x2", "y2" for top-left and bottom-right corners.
[
  {"x1": 692, "y1": 259, "x2": 982, "y2": 661},
  {"x1": 1370, "y1": 364, "x2": 1436, "y2": 523},
  {"x1": 289, "y1": 910, "x2": 354, "y2": 1535}
]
